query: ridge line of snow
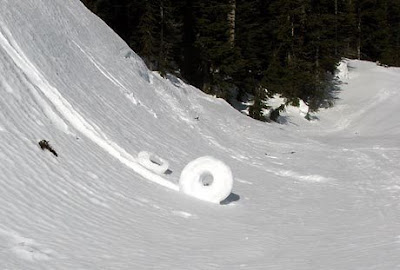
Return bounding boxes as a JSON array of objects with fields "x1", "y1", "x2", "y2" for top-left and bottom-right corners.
[
  {"x1": 72, "y1": 41, "x2": 160, "y2": 118},
  {"x1": 72, "y1": 41, "x2": 131, "y2": 95}
]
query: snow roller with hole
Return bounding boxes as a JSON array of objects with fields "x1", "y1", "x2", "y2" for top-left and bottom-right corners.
[
  {"x1": 138, "y1": 151, "x2": 169, "y2": 175},
  {"x1": 179, "y1": 156, "x2": 233, "y2": 204}
]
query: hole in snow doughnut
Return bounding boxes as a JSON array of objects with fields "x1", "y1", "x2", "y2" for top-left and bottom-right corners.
[
  {"x1": 179, "y1": 156, "x2": 233, "y2": 204},
  {"x1": 138, "y1": 151, "x2": 170, "y2": 175}
]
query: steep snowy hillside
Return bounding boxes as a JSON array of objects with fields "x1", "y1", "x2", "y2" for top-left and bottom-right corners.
[{"x1": 0, "y1": 0, "x2": 399, "y2": 269}]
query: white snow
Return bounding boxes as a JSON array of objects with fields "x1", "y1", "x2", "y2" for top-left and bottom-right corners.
[
  {"x1": 268, "y1": 95, "x2": 311, "y2": 121},
  {"x1": 179, "y1": 156, "x2": 233, "y2": 203},
  {"x1": 337, "y1": 60, "x2": 350, "y2": 80},
  {"x1": 0, "y1": 1, "x2": 399, "y2": 269}
]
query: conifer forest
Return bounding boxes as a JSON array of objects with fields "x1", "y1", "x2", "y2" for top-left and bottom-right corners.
[{"x1": 81, "y1": 0, "x2": 400, "y2": 121}]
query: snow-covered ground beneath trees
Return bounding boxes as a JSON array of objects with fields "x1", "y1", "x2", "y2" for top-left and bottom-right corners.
[{"x1": 0, "y1": 0, "x2": 399, "y2": 269}]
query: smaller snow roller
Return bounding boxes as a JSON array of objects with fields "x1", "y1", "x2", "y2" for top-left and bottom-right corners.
[
  {"x1": 179, "y1": 156, "x2": 233, "y2": 204},
  {"x1": 138, "y1": 151, "x2": 170, "y2": 175}
]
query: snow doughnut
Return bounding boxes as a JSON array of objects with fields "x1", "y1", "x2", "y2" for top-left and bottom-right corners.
[
  {"x1": 138, "y1": 151, "x2": 169, "y2": 175},
  {"x1": 179, "y1": 156, "x2": 233, "y2": 204}
]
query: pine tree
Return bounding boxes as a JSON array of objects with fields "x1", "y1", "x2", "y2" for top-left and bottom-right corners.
[
  {"x1": 81, "y1": 0, "x2": 400, "y2": 122},
  {"x1": 249, "y1": 85, "x2": 267, "y2": 121},
  {"x1": 378, "y1": 0, "x2": 400, "y2": 66},
  {"x1": 193, "y1": 0, "x2": 236, "y2": 98},
  {"x1": 180, "y1": 0, "x2": 203, "y2": 88},
  {"x1": 154, "y1": 0, "x2": 182, "y2": 75},
  {"x1": 235, "y1": 0, "x2": 272, "y2": 115},
  {"x1": 267, "y1": 1, "x2": 311, "y2": 102},
  {"x1": 136, "y1": 1, "x2": 158, "y2": 69}
]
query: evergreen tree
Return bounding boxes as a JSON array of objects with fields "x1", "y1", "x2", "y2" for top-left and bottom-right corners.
[
  {"x1": 137, "y1": 0, "x2": 158, "y2": 69},
  {"x1": 267, "y1": 0, "x2": 341, "y2": 112},
  {"x1": 81, "y1": 0, "x2": 400, "y2": 122},
  {"x1": 235, "y1": 0, "x2": 272, "y2": 116},
  {"x1": 249, "y1": 85, "x2": 267, "y2": 121},
  {"x1": 378, "y1": 0, "x2": 400, "y2": 66},
  {"x1": 180, "y1": 0, "x2": 203, "y2": 88},
  {"x1": 193, "y1": 0, "x2": 236, "y2": 98}
]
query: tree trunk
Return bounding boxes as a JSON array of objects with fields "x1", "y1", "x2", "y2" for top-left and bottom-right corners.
[
  {"x1": 357, "y1": 7, "x2": 361, "y2": 60},
  {"x1": 159, "y1": 0, "x2": 165, "y2": 73},
  {"x1": 228, "y1": 0, "x2": 236, "y2": 47},
  {"x1": 288, "y1": 15, "x2": 294, "y2": 64},
  {"x1": 335, "y1": 0, "x2": 338, "y2": 56}
]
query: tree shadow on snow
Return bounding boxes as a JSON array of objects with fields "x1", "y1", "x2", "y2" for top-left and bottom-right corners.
[{"x1": 220, "y1": 193, "x2": 240, "y2": 205}]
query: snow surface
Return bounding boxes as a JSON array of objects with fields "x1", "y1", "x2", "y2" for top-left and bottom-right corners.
[{"x1": 0, "y1": 0, "x2": 399, "y2": 269}]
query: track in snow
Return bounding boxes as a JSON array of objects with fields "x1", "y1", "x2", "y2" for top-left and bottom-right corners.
[{"x1": 0, "y1": 24, "x2": 179, "y2": 192}]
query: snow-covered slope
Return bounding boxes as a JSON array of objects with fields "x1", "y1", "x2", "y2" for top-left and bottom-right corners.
[{"x1": 0, "y1": 0, "x2": 399, "y2": 269}]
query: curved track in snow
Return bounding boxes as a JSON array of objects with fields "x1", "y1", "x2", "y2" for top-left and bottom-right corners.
[{"x1": 0, "y1": 25, "x2": 178, "y2": 192}]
